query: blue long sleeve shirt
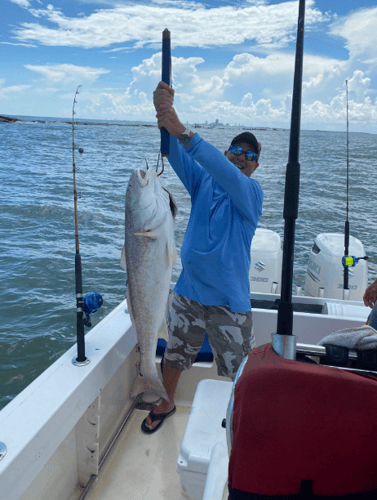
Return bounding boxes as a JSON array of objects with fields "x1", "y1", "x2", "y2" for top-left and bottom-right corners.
[{"x1": 168, "y1": 133, "x2": 263, "y2": 312}]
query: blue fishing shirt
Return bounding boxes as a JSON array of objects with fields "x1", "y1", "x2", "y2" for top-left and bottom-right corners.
[{"x1": 168, "y1": 133, "x2": 263, "y2": 313}]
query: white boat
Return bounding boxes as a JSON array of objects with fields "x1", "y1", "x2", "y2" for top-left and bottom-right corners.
[
  {"x1": 0, "y1": 279, "x2": 372, "y2": 500},
  {"x1": 1, "y1": 4, "x2": 374, "y2": 499}
]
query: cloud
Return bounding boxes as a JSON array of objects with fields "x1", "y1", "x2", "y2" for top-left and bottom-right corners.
[
  {"x1": 0, "y1": 84, "x2": 31, "y2": 98},
  {"x1": 24, "y1": 64, "x2": 109, "y2": 84},
  {"x1": 12, "y1": 0, "x2": 326, "y2": 50},
  {"x1": 7, "y1": 0, "x2": 31, "y2": 7},
  {"x1": 82, "y1": 90, "x2": 155, "y2": 120},
  {"x1": 0, "y1": 41, "x2": 36, "y2": 47},
  {"x1": 330, "y1": 7, "x2": 377, "y2": 60}
]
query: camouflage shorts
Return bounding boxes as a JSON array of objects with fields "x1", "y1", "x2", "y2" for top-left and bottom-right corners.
[{"x1": 163, "y1": 292, "x2": 255, "y2": 380}]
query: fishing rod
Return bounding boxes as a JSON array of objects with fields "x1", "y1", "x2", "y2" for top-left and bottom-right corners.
[
  {"x1": 71, "y1": 85, "x2": 87, "y2": 365},
  {"x1": 274, "y1": 0, "x2": 305, "y2": 356},
  {"x1": 158, "y1": 28, "x2": 171, "y2": 176},
  {"x1": 71, "y1": 86, "x2": 103, "y2": 366},
  {"x1": 343, "y1": 80, "x2": 350, "y2": 297},
  {"x1": 341, "y1": 80, "x2": 368, "y2": 293}
]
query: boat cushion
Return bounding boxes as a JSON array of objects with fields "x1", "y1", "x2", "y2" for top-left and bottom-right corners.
[
  {"x1": 157, "y1": 334, "x2": 213, "y2": 362},
  {"x1": 229, "y1": 343, "x2": 377, "y2": 497}
]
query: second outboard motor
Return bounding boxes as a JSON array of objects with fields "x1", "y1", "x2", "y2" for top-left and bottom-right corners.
[{"x1": 304, "y1": 233, "x2": 367, "y2": 300}]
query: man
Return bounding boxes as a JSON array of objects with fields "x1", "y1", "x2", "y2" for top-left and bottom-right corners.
[
  {"x1": 142, "y1": 81, "x2": 263, "y2": 433},
  {"x1": 364, "y1": 278, "x2": 377, "y2": 330}
]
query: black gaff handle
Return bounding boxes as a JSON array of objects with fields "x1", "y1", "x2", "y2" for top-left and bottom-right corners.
[
  {"x1": 276, "y1": 0, "x2": 306, "y2": 337},
  {"x1": 161, "y1": 28, "x2": 171, "y2": 157}
]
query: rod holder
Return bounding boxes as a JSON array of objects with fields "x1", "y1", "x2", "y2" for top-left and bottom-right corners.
[
  {"x1": 72, "y1": 356, "x2": 90, "y2": 367},
  {"x1": 318, "y1": 287, "x2": 325, "y2": 298},
  {"x1": 272, "y1": 333, "x2": 297, "y2": 360},
  {"x1": 295, "y1": 285, "x2": 302, "y2": 296}
]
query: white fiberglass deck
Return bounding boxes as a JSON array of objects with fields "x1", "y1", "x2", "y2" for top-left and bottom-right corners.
[{"x1": 85, "y1": 405, "x2": 191, "y2": 500}]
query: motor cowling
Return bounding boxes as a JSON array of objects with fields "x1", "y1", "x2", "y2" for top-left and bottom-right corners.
[{"x1": 304, "y1": 233, "x2": 368, "y2": 300}]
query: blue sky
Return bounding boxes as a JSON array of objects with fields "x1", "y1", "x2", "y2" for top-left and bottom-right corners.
[{"x1": 1, "y1": 0, "x2": 377, "y2": 132}]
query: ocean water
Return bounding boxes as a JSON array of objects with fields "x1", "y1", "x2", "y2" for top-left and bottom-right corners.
[{"x1": 0, "y1": 117, "x2": 376, "y2": 410}]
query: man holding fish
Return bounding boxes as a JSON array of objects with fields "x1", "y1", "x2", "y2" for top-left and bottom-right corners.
[{"x1": 143, "y1": 81, "x2": 264, "y2": 433}]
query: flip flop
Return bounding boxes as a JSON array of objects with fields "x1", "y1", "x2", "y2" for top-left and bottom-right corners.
[{"x1": 141, "y1": 406, "x2": 176, "y2": 434}]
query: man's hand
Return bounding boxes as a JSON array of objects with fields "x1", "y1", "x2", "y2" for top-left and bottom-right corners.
[
  {"x1": 153, "y1": 81, "x2": 185, "y2": 138},
  {"x1": 363, "y1": 279, "x2": 377, "y2": 308}
]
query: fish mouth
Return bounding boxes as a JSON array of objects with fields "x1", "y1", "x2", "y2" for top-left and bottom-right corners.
[{"x1": 134, "y1": 168, "x2": 157, "y2": 186}]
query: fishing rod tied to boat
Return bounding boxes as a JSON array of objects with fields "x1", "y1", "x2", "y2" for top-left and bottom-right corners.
[
  {"x1": 341, "y1": 79, "x2": 368, "y2": 299},
  {"x1": 71, "y1": 86, "x2": 103, "y2": 366}
]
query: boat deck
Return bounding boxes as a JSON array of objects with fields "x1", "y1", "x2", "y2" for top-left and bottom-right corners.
[{"x1": 85, "y1": 405, "x2": 191, "y2": 500}]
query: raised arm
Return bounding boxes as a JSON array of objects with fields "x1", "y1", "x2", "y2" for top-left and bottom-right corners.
[
  {"x1": 182, "y1": 135, "x2": 263, "y2": 221},
  {"x1": 154, "y1": 81, "x2": 263, "y2": 221},
  {"x1": 154, "y1": 81, "x2": 203, "y2": 195}
]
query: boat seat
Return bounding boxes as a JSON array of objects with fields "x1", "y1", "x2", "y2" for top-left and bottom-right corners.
[{"x1": 228, "y1": 343, "x2": 377, "y2": 499}]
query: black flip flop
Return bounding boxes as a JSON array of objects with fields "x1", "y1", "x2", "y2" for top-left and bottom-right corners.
[{"x1": 141, "y1": 406, "x2": 176, "y2": 434}]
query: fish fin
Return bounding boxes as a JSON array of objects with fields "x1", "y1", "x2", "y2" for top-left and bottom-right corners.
[
  {"x1": 120, "y1": 244, "x2": 127, "y2": 270},
  {"x1": 131, "y1": 373, "x2": 169, "y2": 403},
  {"x1": 163, "y1": 188, "x2": 178, "y2": 219},
  {"x1": 126, "y1": 283, "x2": 136, "y2": 324},
  {"x1": 134, "y1": 231, "x2": 159, "y2": 239},
  {"x1": 165, "y1": 240, "x2": 177, "y2": 267}
]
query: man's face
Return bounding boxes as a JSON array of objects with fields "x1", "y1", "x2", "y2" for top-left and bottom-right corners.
[{"x1": 224, "y1": 142, "x2": 259, "y2": 177}]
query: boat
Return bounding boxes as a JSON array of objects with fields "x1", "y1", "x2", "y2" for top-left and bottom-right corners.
[
  {"x1": 0, "y1": 283, "x2": 372, "y2": 500},
  {"x1": 1, "y1": 5, "x2": 375, "y2": 500}
]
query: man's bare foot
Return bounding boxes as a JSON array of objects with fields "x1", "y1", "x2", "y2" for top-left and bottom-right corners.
[{"x1": 145, "y1": 399, "x2": 175, "y2": 431}]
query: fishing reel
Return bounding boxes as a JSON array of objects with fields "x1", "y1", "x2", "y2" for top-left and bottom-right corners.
[
  {"x1": 342, "y1": 255, "x2": 369, "y2": 268},
  {"x1": 83, "y1": 292, "x2": 103, "y2": 327}
]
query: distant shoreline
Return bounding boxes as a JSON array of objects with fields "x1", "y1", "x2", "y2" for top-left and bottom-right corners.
[
  {"x1": 0, "y1": 115, "x2": 156, "y2": 127},
  {"x1": 0, "y1": 114, "x2": 282, "y2": 131},
  {"x1": 1, "y1": 114, "x2": 373, "y2": 135}
]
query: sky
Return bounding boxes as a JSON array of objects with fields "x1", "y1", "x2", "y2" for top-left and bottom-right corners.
[{"x1": 1, "y1": 0, "x2": 377, "y2": 133}]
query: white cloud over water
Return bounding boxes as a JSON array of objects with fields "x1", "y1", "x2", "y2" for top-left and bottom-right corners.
[
  {"x1": 12, "y1": 1, "x2": 326, "y2": 50},
  {"x1": 2, "y1": 0, "x2": 377, "y2": 132},
  {"x1": 25, "y1": 64, "x2": 110, "y2": 84}
]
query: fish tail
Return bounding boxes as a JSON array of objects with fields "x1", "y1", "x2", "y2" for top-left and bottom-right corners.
[{"x1": 131, "y1": 373, "x2": 170, "y2": 403}]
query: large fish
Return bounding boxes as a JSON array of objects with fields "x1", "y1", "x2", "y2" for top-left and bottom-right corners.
[{"x1": 121, "y1": 167, "x2": 177, "y2": 402}]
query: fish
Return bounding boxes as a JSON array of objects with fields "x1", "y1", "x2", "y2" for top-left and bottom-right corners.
[{"x1": 120, "y1": 166, "x2": 177, "y2": 402}]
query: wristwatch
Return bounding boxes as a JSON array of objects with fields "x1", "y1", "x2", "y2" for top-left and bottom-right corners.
[{"x1": 178, "y1": 128, "x2": 193, "y2": 146}]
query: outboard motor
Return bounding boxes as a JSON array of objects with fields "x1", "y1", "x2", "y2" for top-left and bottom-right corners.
[
  {"x1": 249, "y1": 228, "x2": 282, "y2": 294},
  {"x1": 304, "y1": 233, "x2": 367, "y2": 300}
]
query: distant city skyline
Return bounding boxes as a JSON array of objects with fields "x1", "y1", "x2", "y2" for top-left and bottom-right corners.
[{"x1": 2, "y1": 0, "x2": 377, "y2": 133}]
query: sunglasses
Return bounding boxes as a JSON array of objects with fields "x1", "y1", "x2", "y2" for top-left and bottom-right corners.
[{"x1": 229, "y1": 145, "x2": 258, "y2": 162}]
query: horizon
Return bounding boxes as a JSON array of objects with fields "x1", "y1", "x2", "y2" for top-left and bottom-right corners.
[
  {"x1": 2, "y1": 1, "x2": 377, "y2": 134},
  {"x1": 1, "y1": 112, "x2": 374, "y2": 136}
]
